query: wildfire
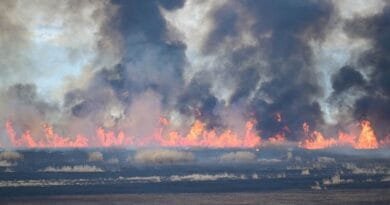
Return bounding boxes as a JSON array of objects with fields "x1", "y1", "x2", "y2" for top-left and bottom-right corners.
[
  {"x1": 2, "y1": 118, "x2": 261, "y2": 148},
  {"x1": 268, "y1": 133, "x2": 286, "y2": 144},
  {"x1": 1, "y1": 117, "x2": 387, "y2": 149},
  {"x1": 299, "y1": 120, "x2": 381, "y2": 150},
  {"x1": 300, "y1": 131, "x2": 337, "y2": 149},
  {"x1": 5, "y1": 121, "x2": 88, "y2": 148},
  {"x1": 299, "y1": 123, "x2": 336, "y2": 149}
]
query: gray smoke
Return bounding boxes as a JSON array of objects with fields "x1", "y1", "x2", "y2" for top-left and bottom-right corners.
[
  {"x1": 168, "y1": 0, "x2": 335, "y2": 139},
  {"x1": 341, "y1": 3, "x2": 390, "y2": 138},
  {"x1": 0, "y1": 0, "x2": 389, "y2": 146}
]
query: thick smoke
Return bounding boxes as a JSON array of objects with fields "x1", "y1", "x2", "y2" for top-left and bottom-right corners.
[
  {"x1": 0, "y1": 0, "x2": 36, "y2": 87},
  {"x1": 0, "y1": 0, "x2": 389, "y2": 146},
  {"x1": 341, "y1": 4, "x2": 390, "y2": 138},
  {"x1": 62, "y1": 0, "x2": 188, "y2": 135},
  {"x1": 331, "y1": 66, "x2": 366, "y2": 94},
  {"x1": 0, "y1": 84, "x2": 59, "y2": 145},
  {"x1": 0, "y1": 0, "x2": 111, "y2": 88},
  {"x1": 174, "y1": 0, "x2": 335, "y2": 139},
  {"x1": 0, "y1": 0, "x2": 114, "y2": 143}
]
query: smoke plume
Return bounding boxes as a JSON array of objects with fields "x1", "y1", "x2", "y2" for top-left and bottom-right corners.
[{"x1": 0, "y1": 0, "x2": 389, "y2": 148}]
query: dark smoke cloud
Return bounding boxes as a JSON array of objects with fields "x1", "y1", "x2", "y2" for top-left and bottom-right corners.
[
  {"x1": 342, "y1": 3, "x2": 390, "y2": 138},
  {"x1": 176, "y1": 73, "x2": 221, "y2": 129},
  {"x1": 1, "y1": 0, "x2": 389, "y2": 146},
  {"x1": 64, "y1": 0, "x2": 188, "y2": 133},
  {"x1": 331, "y1": 66, "x2": 366, "y2": 94},
  {"x1": 103, "y1": 0, "x2": 186, "y2": 103},
  {"x1": 65, "y1": 0, "x2": 344, "y2": 140},
  {"x1": 192, "y1": 0, "x2": 335, "y2": 139}
]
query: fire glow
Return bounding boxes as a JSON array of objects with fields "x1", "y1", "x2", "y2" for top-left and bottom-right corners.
[
  {"x1": 3, "y1": 119, "x2": 260, "y2": 149},
  {"x1": 2, "y1": 117, "x2": 388, "y2": 149},
  {"x1": 299, "y1": 120, "x2": 381, "y2": 150}
]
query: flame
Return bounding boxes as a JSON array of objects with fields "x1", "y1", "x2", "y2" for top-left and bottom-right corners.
[
  {"x1": 355, "y1": 120, "x2": 378, "y2": 149},
  {"x1": 299, "y1": 122, "x2": 337, "y2": 149},
  {"x1": 300, "y1": 120, "x2": 382, "y2": 150},
  {"x1": 6, "y1": 120, "x2": 20, "y2": 146},
  {"x1": 157, "y1": 119, "x2": 261, "y2": 148},
  {"x1": 2, "y1": 118, "x2": 261, "y2": 148},
  {"x1": 244, "y1": 120, "x2": 262, "y2": 147},
  {"x1": 4, "y1": 120, "x2": 88, "y2": 148},
  {"x1": 337, "y1": 132, "x2": 356, "y2": 146},
  {"x1": 2, "y1": 117, "x2": 387, "y2": 149},
  {"x1": 268, "y1": 125, "x2": 289, "y2": 145},
  {"x1": 268, "y1": 133, "x2": 286, "y2": 144},
  {"x1": 96, "y1": 127, "x2": 128, "y2": 147}
]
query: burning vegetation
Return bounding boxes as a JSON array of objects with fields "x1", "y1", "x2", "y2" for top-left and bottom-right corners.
[
  {"x1": 2, "y1": 117, "x2": 387, "y2": 149},
  {"x1": 0, "y1": 1, "x2": 389, "y2": 151},
  {"x1": 299, "y1": 120, "x2": 380, "y2": 150}
]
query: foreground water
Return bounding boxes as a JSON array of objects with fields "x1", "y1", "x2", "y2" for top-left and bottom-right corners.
[
  {"x1": 0, "y1": 147, "x2": 389, "y2": 199},
  {"x1": 2, "y1": 190, "x2": 390, "y2": 205}
]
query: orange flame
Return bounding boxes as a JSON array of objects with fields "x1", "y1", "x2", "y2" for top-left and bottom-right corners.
[
  {"x1": 96, "y1": 127, "x2": 128, "y2": 147},
  {"x1": 355, "y1": 120, "x2": 378, "y2": 149},
  {"x1": 337, "y1": 132, "x2": 356, "y2": 146},
  {"x1": 268, "y1": 133, "x2": 286, "y2": 144},
  {"x1": 6, "y1": 120, "x2": 20, "y2": 146},
  {"x1": 300, "y1": 128, "x2": 336, "y2": 150},
  {"x1": 2, "y1": 117, "x2": 387, "y2": 149},
  {"x1": 2, "y1": 118, "x2": 261, "y2": 148},
  {"x1": 4, "y1": 121, "x2": 89, "y2": 148},
  {"x1": 300, "y1": 120, "x2": 382, "y2": 149}
]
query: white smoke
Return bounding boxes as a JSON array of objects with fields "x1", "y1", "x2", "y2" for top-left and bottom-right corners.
[{"x1": 0, "y1": 0, "x2": 115, "y2": 96}]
